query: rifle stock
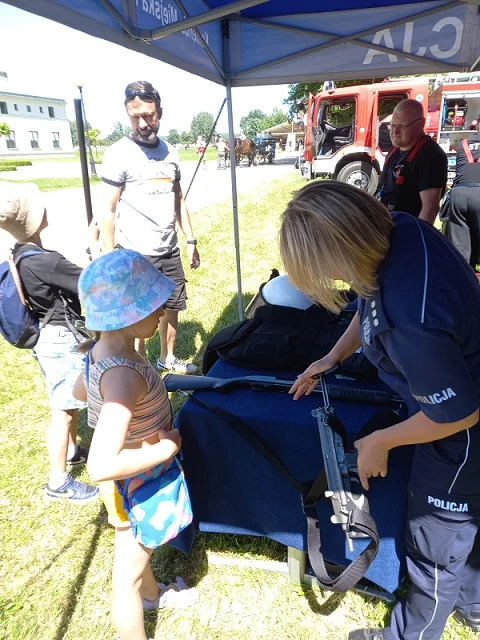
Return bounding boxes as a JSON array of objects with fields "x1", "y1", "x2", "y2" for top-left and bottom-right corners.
[{"x1": 164, "y1": 374, "x2": 402, "y2": 406}]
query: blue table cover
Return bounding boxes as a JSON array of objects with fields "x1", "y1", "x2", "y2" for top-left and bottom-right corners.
[{"x1": 175, "y1": 358, "x2": 413, "y2": 595}]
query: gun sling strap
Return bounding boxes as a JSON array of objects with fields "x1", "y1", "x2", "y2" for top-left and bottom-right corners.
[{"x1": 185, "y1": 393, "x2": 399, "y2": 592}]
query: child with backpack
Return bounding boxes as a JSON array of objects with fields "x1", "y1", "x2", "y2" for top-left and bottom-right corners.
[
  {"x1": 73, "y1": 249, "x2": 198, "y2": 640},
  {"x1": 0, "y1": 182, "x2": 98, "y2": 504}
]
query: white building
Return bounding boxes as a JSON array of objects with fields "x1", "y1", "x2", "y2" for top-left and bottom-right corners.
[{"x1": 0, "y1": 75, "x2": 74, "y2": 157}]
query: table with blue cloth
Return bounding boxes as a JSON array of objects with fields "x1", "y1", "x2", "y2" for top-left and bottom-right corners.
[{"x1": 175, "y1": 358, "x2": 414, "y2": 599}]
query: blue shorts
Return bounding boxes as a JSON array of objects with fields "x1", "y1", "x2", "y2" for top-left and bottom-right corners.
[{"x1": 33, "y1": 325, "x2": 86, "y2": 411}]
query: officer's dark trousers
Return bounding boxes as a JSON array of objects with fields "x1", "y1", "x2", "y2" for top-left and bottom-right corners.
[
  {"x1": 444, "y1": 186, "x2": 480, "y2": 270},
  {"x1": 385, "y1": 427, "x2": 480, "y2": 640}
]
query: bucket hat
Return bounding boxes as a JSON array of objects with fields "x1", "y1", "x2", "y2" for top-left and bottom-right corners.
[
  {"x1": 79, "y1": 249, "x2": 175, "y2": 331},
  {"x1": 0, "y1": 181, "x2": 45, "y2": 242}
]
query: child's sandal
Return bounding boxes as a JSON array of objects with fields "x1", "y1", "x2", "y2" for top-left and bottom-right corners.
[
  {"x1": 159, "y1": 577, "x2": 199, "y2": 609},
  {"x1": 142, "y1": 577, "x2": 199, "y2": 610}
]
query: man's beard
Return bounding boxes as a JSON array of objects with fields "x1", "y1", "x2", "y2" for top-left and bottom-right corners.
[{"x1": 132, "y1": 127, "x2": 158, "y2": 143}]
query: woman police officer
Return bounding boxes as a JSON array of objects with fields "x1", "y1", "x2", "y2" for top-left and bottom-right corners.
[{"x1": 283, "y1": 181, "x2": 480, "y2": 640}]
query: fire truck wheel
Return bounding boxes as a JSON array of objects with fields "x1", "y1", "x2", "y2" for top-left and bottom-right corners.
[{"x1": 336, "y1": 161, "x2": 378, "y2": 194}]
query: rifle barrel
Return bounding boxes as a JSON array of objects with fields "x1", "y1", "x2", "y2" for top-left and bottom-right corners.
[{"x1": 164, "y1": 374, "x2": 402, "y2": 406}]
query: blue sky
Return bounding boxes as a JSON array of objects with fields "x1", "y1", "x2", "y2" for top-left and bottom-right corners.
[{"x1": 0, "y1": 3, "x2": 289, "y2": 136}]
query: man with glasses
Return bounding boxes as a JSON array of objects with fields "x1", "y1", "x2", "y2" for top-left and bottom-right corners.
[
  {"x1": 376, "y1": 99, "x2": 447, "y2": 223},
  {"x1": 98, "y1": 80, "x2": 200, "y2": 374}
]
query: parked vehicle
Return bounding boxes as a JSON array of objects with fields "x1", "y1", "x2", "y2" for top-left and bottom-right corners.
[
  {"x1": 255, "y1": 133, "x2": 276, "y2": 164},
  {"x1": 300, "y1": 75, "x2": 480, "y2": 191}
]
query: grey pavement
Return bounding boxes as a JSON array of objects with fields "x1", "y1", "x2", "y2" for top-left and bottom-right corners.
[{"x1": 0, "y1": 153, "x2": 297, "y2": 266}]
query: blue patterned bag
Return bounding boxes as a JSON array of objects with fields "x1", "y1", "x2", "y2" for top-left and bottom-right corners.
[{"x1": 115, "y1": 456, "x2": 193, "y2": 549}]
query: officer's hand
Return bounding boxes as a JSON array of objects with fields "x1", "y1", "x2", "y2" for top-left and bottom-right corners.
[
  {"x1": 354, "y1": 432, "x2": 390, "y2": 491},
  {"x1": 289, "y1": 355, "x2": 338, "y2": 401},
  {"x1": 188, "y1": 245, "x2": 200, "y2": 270}
]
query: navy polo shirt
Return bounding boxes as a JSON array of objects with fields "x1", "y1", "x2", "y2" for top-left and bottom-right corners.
[{"x1": 358, "y1": 212, "x2": 480, "y2": 423}]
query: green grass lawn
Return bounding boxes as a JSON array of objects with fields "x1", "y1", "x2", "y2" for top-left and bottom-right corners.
[
  {"x1": 0, "y1": 176, "x2": 102, "y2": 192},
  {"x1": 6, "y1": 147, "x2": 217, "y2": 166},
  {"x1": 178, "y1": 148, "x2": 218, "y2": 162},
  {"x1": 2, "y1": 151, "x2": 104, "y2": 164},
  {"x1": 0, "y1": 173, "x2": 473, "y2": 640}
]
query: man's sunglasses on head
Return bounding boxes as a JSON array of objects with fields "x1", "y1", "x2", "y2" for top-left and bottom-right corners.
[{"x1": 125, "y1": 88, "x2": 158, "y2": 102}]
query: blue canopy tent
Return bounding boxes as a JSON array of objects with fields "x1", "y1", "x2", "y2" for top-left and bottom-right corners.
[{"x1": 5, "y1": 0, "x2": 480, "y2": 317}]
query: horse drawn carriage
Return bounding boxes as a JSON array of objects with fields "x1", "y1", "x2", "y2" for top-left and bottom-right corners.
[
  {"x1": 221, "y1": 135, "x2": 276, "y2": 168},
  {"x1": 255, "y1": 133, "x2": 276, "y2": 164},
  {"x1": 224, "y1": 138, "x2": 257, "y2": 167}
]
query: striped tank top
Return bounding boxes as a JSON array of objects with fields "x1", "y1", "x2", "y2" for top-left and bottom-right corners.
[{"x1": 86, "y1": 355, "x2": 172, "y2": 443}]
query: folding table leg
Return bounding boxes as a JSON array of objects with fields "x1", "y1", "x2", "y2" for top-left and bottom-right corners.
[
  {"x1": 287, "y1": 547, "x2": 396, "y2": 603},
  {"x1": 287, "y1": 547, "x2": 307, "y2": 583}
]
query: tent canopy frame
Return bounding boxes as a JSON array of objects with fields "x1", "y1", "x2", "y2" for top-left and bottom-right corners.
[{"x1": 4, "y1": 0, "x2": 480, "y2": 320}]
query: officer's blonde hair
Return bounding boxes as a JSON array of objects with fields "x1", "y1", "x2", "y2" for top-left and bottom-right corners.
[{"x1": 279, "y1": 181, "x2": 393, "y2": 313}]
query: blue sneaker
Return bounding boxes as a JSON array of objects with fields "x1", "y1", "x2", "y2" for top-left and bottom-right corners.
[{"x1": 45, "y1": 477, "x2": 99, "y2": 504}]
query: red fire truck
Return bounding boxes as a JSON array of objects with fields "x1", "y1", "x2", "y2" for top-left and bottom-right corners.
[{"x1": 300, "y1": 74, "x2": 480, "y2": 193}]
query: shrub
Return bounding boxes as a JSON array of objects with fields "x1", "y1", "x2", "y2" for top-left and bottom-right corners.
[
  {"x1": 0, "y1": 165, "x2": 17, "y2": 172},
  {"x1": 0, "y1": 159, "x2": 32, "y2": 167}
]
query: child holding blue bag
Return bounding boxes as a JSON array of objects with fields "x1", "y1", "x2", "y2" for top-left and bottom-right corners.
[{"x1": 73, "y1": 249, "x2": 198, "y2": 640}]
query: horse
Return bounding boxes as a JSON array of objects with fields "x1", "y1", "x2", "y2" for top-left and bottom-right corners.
[{"x1": 226, "y1": 138, "x2": 257, "y2": 167}]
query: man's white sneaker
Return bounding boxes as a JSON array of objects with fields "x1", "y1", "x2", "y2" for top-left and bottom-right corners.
[{"x1": 156, "y1": 357, "x2": 198, "y2": 375}]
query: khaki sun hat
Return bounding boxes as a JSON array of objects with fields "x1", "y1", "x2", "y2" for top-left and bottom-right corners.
[{"x1": 0, "y1": 181, "x2": 45, "y2": 242}]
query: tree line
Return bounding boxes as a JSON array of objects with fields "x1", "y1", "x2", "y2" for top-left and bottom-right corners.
[{"x1": 166, "y1": 106, "x2": 287, "y2": 146}]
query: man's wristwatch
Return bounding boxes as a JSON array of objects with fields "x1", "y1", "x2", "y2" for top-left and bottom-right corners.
[{"x1": 187, "y1": 238, "x2": 197, "y2": 245}]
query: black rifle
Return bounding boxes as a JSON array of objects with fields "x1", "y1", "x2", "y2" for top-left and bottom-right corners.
[
  {"x1": 164, "y1": 374, "x2": 402, "y2": 406},
  {"x1": 305, "y1": 373, "x2": 382, "y2": 589},
  {"x1": 312, "y1": 374, "x2": 370, "y2": 552}
]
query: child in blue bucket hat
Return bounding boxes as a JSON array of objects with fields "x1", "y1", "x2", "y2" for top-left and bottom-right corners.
[{"x1": 73, "y1": 249, "x2": 199, "y2": 640}]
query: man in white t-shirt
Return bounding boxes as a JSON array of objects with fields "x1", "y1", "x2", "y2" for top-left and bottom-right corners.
[{"x1": 98, "y1": 80, "x2": 200, "y2": 374}]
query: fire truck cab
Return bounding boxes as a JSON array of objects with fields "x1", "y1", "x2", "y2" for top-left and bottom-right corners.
[{"x1": 301, "y1": 78, "x2": 430, "y2": 193}]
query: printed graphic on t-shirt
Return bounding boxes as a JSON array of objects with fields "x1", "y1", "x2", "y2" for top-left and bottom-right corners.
[
  {"x1": 144, "y1": 159, "x2": 177, "y2": 197},
  {"x1": 393, "y1": 162, "x2": 404, "y2": 180}
]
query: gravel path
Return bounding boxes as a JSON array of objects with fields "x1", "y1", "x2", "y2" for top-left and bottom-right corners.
[{"x1": 0, "y1": 154, "x2": 297, "y2": 265}]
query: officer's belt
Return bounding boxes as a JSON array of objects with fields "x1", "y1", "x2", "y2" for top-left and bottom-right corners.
[{"x1": 453, "y1": 182, "x2": 480, "y2": 188}]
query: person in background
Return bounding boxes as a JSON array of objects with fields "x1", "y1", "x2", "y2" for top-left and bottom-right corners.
[
  {"x1": 0, "y1": 181, "x2": 99, "y2": 504},
  {"x1": 216, "y1": 137, "x2": 227, "y2": 169},
  {"x1": 195, "y1": 135, "x2": 206, "y2": 169},
  {"x1": 283, "y1": 180, "x2": 480, "y2": 640},
  {"x1": 98, "y1": 80, "x2": 200, "y2": 374},
  {"x1": 376, "y1": 99, "x2": 447, "y2": 223},
  {"x1": 443, "y1": 117, "x2": 480, "y2": 272}
]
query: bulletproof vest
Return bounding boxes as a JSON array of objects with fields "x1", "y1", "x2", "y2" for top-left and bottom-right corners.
[{"x1": 202, "y1": 302, "x2": 377, "y2": 382}]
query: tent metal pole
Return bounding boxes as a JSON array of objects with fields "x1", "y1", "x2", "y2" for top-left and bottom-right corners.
[
  {"x1": 226, "y1": 78, "x2": 244, "y2": 321},
  {"x1": 151, "y1": 0, "x2": 268, "y2": 39},
  {"x1": 222, "y1": 18, "x2": 244, "y2": 321},
  {"x1": 185, "y1": 97, "x2": 227, "y2": 200},
  {"x1": 165, "y1": 0, "x2": 226, "y2": 78},
  {"x1": 74, "y1": 98, "x2": 93, "y2": 226},
  {"x1": 96, "y1": 0, "x2": 136, "y2": 36}
]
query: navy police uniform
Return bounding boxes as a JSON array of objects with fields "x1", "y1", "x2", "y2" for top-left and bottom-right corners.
[
  {"x1": 444, "y1": 131, "x2": 480, "y2": 270},
  {"x1": 358, "y1": 212, "x2": 480, "y2": 639}
]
